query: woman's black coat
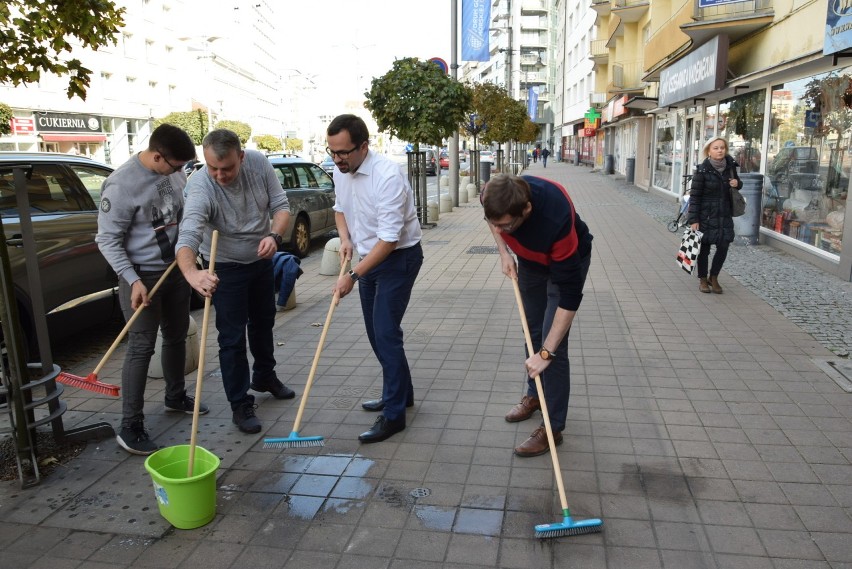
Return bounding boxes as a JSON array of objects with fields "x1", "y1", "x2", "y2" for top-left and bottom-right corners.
[{"x1": 687, "y1": 156, "x2": 742, "y2": 245}]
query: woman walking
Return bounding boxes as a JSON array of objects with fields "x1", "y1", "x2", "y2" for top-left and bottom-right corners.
[{"x1": 687, "y1": 137, "x2": 741, "y2": 294}]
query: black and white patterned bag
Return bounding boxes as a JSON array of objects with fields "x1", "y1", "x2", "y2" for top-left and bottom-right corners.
[{"x1": 677, "y1": 229, "x2": 703, "y2": 274}]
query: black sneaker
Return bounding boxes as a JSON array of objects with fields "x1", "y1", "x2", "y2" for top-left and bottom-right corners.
[
  {"x1": 250, "y1": 377, "x2": 295, "y2": 400},
  {"x1": 232, "y1": 400, "x2": 262, "y2": 434},
  {"x1": 116, "y1": 421, "x2": 160, "y2": 455},
  {"x1": 165, "y1": 393, "x2": 209, "y2": 415}
]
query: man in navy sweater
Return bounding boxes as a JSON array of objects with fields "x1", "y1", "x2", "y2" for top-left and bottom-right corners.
[{"x1": 482, "y1": 174, "x2": 593, "y2": 457}]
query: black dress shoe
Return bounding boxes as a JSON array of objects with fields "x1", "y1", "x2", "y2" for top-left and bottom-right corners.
[
  {"x1": 250, "y1": 378, "x2": 296, "y2": 400},
  {"x1": 358, "y1": 416, "x2": 405, "y2": 443},
  {"x1": 361, "y1": 398, "x2": 414, "y2": 412}
]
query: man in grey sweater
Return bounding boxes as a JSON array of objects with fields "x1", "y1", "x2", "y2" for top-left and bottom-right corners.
[
  {"x1": 96, "y1": 123, "x2": 208, "y2": 455},
  {"x1": 176, "y1": 129, "x2": 296, "y2": 434}
]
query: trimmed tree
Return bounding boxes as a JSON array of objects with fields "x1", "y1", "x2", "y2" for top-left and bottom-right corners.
[
  {"x1": 0, "y1": 0, "x2": 126, "y2": 100},
  {"x1": 0, "y1": 102, "x2": 12, "y2": 136},
  {"x1": 253, "y1": 134, "x2": 282, "y2": 153},
  {"x1": 215, "y1": 120, "x2": 251, "y2": 144},
  {"x1": 284, "y1": 138, "x2": 303, "y2": 154},
  {"x1": 365, "y1": 57, "x2": 472, "y2": 150},
  {"x1": 154, "y1": 111, "x2": 208, "y2": 145}
]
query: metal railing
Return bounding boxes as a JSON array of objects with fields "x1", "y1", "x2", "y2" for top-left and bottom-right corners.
[{"x1": 695, "y1": 0, "x2": 773, "y2": 20}]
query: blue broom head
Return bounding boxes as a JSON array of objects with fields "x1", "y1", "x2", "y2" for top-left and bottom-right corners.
[
  {"x1": 263, "y1": 432, "x2": 325, "y2": 449},
  {"x1": 535, "y1": 515, "x2": 603, "y2": 539}
]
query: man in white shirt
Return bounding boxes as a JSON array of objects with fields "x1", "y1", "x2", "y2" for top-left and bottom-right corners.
[{"x1": 328, "y1": 114, "x2": 423, "y2": 443}]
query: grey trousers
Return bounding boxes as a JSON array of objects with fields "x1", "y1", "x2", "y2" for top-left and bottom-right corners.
[{"x1": 118, "y1": 269, "x2": 190, "y2": 428}]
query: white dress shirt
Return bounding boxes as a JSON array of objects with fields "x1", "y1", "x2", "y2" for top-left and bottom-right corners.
[{"x1": 332, "y1": 149, "x2": 422, "y2": 257}]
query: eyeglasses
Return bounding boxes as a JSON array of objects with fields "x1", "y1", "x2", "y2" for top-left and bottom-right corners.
[
  {"x1": 485, "y1": 215, "x2": 522, "y2": 232},
  {"x1": 326, "y1": 144, "x2": 360, "y2": 159},
  {"x1": 157, "y1": 149, "x2": 184, "y2": 174}
]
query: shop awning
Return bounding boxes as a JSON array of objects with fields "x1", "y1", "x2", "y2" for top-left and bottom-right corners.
[
  {"x1": 624, "y1": 96, "x2": 658, "y2": 110},
  {"x1": 40, "y1": 133, "x2": 107, "y2": 142}
]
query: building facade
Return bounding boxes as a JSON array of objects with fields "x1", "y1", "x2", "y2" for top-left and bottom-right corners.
[{"x1": 0, "y1": 0, "x2": 282, "y2": 166}]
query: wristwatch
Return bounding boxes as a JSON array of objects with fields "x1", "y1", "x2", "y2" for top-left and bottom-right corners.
[
  {"x1": 539, "y1": 346, "x2": 553, "y2": 361},
  {"x1": 267, "y1": 232, "x2": 283, "y2": 247},
  {"x1": 348, "y1": 269, "x2": 360, "y2": 282}
]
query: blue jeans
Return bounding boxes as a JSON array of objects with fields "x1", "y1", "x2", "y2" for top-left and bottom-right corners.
[
  {"x1": 119, "y1": 268, "x2": 190, "y2": 428},
  {"x1": 210, "y1": 258, "x2": 277, "y2": 411},
  {"x1": 517, "y1": 252, "x2": 591, "y2": 432},
  {"x1": 358, "y1": 243, "x2": 423, "y2": 422}
]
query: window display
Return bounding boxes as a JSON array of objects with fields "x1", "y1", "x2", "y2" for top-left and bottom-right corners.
[
  {"x1": 653, "y1": 113, "x2": 675, "y2": 191},
  {"x1": 764, "y1": 70, "x2": 849, "y2": 256},
  {"x1": 719, "y1": 91, "x2": 765, "y2": 174}
]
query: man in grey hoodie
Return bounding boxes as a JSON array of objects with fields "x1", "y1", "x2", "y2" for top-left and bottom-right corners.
[
  {"x1": 176, "y1": 129, "x2": 296, "y2": 434},
  {"x1": 96, "y1": 123, "x2": 208, "y2": 455}
]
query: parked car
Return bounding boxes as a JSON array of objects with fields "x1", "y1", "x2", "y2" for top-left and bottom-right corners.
[
  {"x1": 267, "y1": 156, "x2": 337, "y2": 258},
  {"x1": 768, "y1": 146, "x2": 820, "y2": 198},
  {"x1": 319, "y1": 155, "x2": 336, "y2": 175},
  {"x1": 439, "y1": 151, "x2": 449, "y2": 169},
  {"x1": 424, "y1": 149, "x2": 438, "y2": 176},
  {"x1": 0, "y1": 152, "x2": 117, "y2": 358}
]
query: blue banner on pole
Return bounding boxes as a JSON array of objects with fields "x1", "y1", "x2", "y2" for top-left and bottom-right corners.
[
  {"x1": 461, "y1": 0, "x2": 490, "y2": 62},
  {"x1": 527, "y1": 86, "x2": 538, "y2": 120},
  {"x1": 825, "y1": 0, "x2": 852, "y2": 55}
]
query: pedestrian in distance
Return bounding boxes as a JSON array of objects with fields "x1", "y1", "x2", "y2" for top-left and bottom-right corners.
[
  {"x1": 541, "y1": 147, "x2": 550, "y2": 168},
  {"x1": 481, "y1": 173, "x2": 593, "y2": 457},
  {"x1": 96, "y1": 123, "x2": 209, "y2": 455},
  {"x1": 533, "y1": 147, "x2": 539, "y2": 163},
  {"x1": 176, "y1": 128, "x2": 297, "y2": 435},
  {"x1": 688, "y1": 136, "x2": 741, "y2": 294},
  {"x1": 327, "y1": 114, "x2": 424, "y2": 444}
]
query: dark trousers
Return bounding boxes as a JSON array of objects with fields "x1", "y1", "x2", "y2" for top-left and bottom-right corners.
[
  {"x1": 517, "y1": 253, "x2": 590, "y2": 432},
  {"x1": 119, "y1": 268, "x2": 190, "y2": 428},
  {"x1": 697, "y1": 241, "x2": 729, "y2": 278},
  {"x1": 358, "y1": 243, "x2": 423, "y2": 422},
  {"x1": 210, "y1": 258, "x2": 277, "y2": 411}
]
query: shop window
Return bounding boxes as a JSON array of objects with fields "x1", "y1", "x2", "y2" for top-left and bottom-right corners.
[
  {"x1": 653, "y1": 113, "x2": 675, "y2": 191},
  {"x1": 718, "y1": 90, "x2": 765, "y2": 174},
  {"x1": 762, "y1": 69, "x2": 849, "y2": 256}
]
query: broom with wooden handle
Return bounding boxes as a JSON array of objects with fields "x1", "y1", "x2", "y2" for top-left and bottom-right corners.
[
  {"x1": 188, "y1": 230, "x2": 218, "y2": 477},
  {"x1": 263, "y1": 260, "x2": 348, "y2": 449},
  {"x1": 56, "y1": 260, "x2": 179, "y2": 396},
  {"x1": 510, "y1": 278, "x2": 602, "y2": 539}
]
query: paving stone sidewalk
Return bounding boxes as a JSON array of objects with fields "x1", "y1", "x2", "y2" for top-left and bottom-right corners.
[{"x1": 1, "y1": 162, "x2": 850, "y2": 569}]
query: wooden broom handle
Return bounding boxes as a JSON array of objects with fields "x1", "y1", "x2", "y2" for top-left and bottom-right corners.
[
  {"x1": 188, "y1": 230, "x2": 219, "y2": 477},
  {"x1": 290, "y1": 260, "x2": 348, "y2": 433},
  {"x1": 91, "y1": 260, "x2": 178, "y2": 376},
  {"x1": 511, "y1": 278, "x2": 570, "y2": 513}
]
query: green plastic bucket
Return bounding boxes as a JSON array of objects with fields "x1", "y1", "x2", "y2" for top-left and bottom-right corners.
[{"x1": 144, "y1": 444, "x2": 220, "y2": 529}]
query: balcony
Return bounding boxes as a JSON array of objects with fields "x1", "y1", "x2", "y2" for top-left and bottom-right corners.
[
  {"x1": 590, "y1": 91, "x2": 607, "y2": 106},
  {"x1": 590, "y1": 0, "x2": 611, "y2": 16},
  {"x1": 521, "y1": 71, "x2": 547, "y2": 84},
  {"x1": 608, "y1": 60, "x2": 645, "y2": 93},
  {"x1": 590, "y1": 39, "x2": 609, "y2": 63},
  {"x1": 521, "y1": 16, "x2": 548, "y2": 32},
  {"x1": 521, "y1": 0, "x2": 548, "y2": 15},
  {"x1": 612, "y1": 0, "x2": 649, "y2": 23},
  {"x1": 682, "y1": 0, "x2": 774, "y2": 45},
  {"x1": 520, "y1": 87, "x2": 551, "y2": 102},
  {"x1": 519, "y1": 53, "x2": 545, "y2": 67}
]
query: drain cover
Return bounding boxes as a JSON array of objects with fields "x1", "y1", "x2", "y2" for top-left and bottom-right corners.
[
  {"x1": 410, "y1": 488, "x2": 431, "y2": 498},
  {"x1": 467, "y1": 246, "x2": 498, "y2": 255}
]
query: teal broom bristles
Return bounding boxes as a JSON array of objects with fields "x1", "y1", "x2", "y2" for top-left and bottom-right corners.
[
  {"x1": 264, "y1": 431, "x2": 324, "y2": 449},
  {"x1": 535, "y1": 509, "x2": 603, "y2": 539}
]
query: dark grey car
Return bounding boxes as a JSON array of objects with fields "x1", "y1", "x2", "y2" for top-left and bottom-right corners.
[
  {"x1": 0, "y1": 152, "x2": 117, "y2": 356},
  {"x1": 268, "y1": 156, "x2": 336, "y2": 257}
]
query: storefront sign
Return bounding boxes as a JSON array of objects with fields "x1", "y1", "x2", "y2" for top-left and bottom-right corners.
[
  {"x1": 659, "y1": 36, "x2": 728, "y2": 107},
  {"x1": 583, "y1": 117, "x2": 600, "y2": 129},
  {"x1": 35, "y1": 111, "x2": 102, "y2": 133},
  {"x1": 11, "y1": 117, "x2": 34, "y2": 134},
  {"x1": 825, "y1": 0, "x2": 852, "y2": 56},
  {"x1": 582, "y1": 127, "x2": 596, "y2": 137}
]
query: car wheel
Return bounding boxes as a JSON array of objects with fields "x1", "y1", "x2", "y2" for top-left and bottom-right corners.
[{"x1": 291, "y1": 215, "x2": 310, "y2": 258}]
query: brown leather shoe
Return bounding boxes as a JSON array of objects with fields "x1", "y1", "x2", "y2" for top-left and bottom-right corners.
[
  {"x1": 514, "y1": 426, "x2": 563, "y2": 457},
  {"x1": 504, "y1": 395, "x2": 540, "y2": 422},
  {"x1": 709, "y1": 275, "x2": 723, "y2": 294},
  {"x1": 699, "y1": 277, "x2": 710, "y2": 293}
]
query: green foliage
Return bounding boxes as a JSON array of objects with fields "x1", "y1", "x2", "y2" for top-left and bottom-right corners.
[
  {"x1": 519, "y1": 117, "x2": 539, "y2": 144},
  {"x1": 154, "y1": 111, "x2": 208, "y2": 145},
  {"x1": 284, "y1": 138, "x2": 302, "y2": 153},
  {"x1": 253, "y1": 134, "x2": 282, "y2": 152},
  {"x1": 0, "y1": 0, "x2": 126, "y2": 100},
  {"x1": 365, "y1": 57, "x2": 472, "y2": 148},
  {"x1": 467, "y1": 82, "x2": 530, "y2": 145},
  {"x1": 0, "y1": 102, "x2": 12, "y2": 136},
  {"x1": 215, "y1": 120, "x2": 252, "y2": 144}
]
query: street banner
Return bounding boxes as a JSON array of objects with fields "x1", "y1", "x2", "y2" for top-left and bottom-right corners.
[
  {"x1": 825, "y1": 0, "x2": 852, "y2": 56},
  {"x1": 462, "y1": 0, "x2": 490, "y2": 62},
  {"x1": 527, "y1": 86, "x2": 538, "y2": 121}
]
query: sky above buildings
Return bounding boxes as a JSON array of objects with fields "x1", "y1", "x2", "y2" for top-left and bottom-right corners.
[{"x1": 277, "y1": 0, "x2": 455, "y2": 111}]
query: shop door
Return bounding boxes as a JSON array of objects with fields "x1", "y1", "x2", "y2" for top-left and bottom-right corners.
[{"x1": 685, "y1": 116, "x2": 701, "y2": 177}]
